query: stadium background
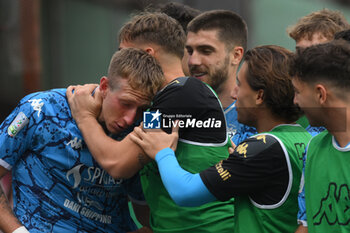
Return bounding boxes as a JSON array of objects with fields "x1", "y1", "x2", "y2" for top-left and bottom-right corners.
[{"x1": 1, "y1": 0, "x2": 350, "y2": 121}]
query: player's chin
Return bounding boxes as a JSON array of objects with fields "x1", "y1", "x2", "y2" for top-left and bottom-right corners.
[{"x1": 107, "y1": 123, "x2": 123, "y2": 135}]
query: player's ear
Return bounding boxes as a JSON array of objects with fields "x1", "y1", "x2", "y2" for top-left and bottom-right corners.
[
  {"x1": 99, "y1": 76, "x2": 108, "y2": 98},
  {"x1": 256, "y1": 89, "x2": 264, "y2": 105},
  {"x1": 230, "y1": 46, "x2": 244, "y2": 66},
  {"x1": 145, "y1": 47, "x2": 155, "y2": 56},
  {"x1": 315, "y1": 84, "x2": 327, "y2": 105}
]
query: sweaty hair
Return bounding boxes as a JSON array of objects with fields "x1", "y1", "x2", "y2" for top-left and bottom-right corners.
[
  {"x1": 108, "y1": 48, "x2": 165, "y2": 101},
  {"x1": 118, "y1": 12, "x2": 186, "y2": 59},
  {"x1": 291, "y1": 40, "x2": 350, "y2": 94},
  {"x1": 158, "y1": 2, "x2": 201, "y2": 32},
  {"x1": 287, "y1": 9, "x2": 350, "y2": 42},
  {"x1": 187, "y1": 10, "x2": 248, "y2": 51},
  {"x1": 244, "y1": 45, "x2": 301, "y2": 122}
]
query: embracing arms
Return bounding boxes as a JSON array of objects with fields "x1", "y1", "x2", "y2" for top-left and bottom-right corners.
[{"x1": 66, "y1": 85, "x2": 150, "y2": 179}]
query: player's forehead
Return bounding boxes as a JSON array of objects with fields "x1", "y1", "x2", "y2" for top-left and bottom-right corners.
[
  {"x1": 186, "y1": 29, "x2": 223, "y2": 48},
  {"x1": 296, "y1": 32, "x2": 330, "y2": 49},
  {"x1": 114, "y1": 80, "x2": 150, "y2": 106}
]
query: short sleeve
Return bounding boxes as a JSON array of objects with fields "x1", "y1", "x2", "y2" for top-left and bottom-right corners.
[
  {"x1": 150, "y1": 77, "x2": 227, "y2": 144},
  {"x1": 0, "y1": 93, "x2": 44, "y2": 169},
  {"x1": 200, "y1": 134, "x2": 289, "y2": 203}
]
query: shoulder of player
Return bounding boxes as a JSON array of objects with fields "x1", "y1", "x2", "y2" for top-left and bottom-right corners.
[
  {"x1": 22, "y1": 88, "x2": 66, "y2": 103},
  {"x1": 159, "y1": 77, "x2": 211, "y2": 94},
  {"x1": 308, "y1": 130, "x2": 330, "y2": 147},
  {"x1": 19, "y1": 89, "x2": 68, "y2": 115},
  {"x1": 233, "y1": 134, "x2": 282, "y2": 159}
]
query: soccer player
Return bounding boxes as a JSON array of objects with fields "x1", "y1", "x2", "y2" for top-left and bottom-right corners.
[
  {"x1": 287, "y1": 8, "x2": 349, "y2": 136},
  {"x1": 287, "y1": 10, "x2": 350, "y2": 232},
  {"x1": 67, "y1": 12, "x2": 235, "y2": 233},
  {"x1": 0, "y1": 48, "x2": 164, "y2": 233},
  {"x1": 186, "y1": 10, "x2": 257, "y2": 145},
  {"x1": 287, "y1": 8, "x2": 350, "y2": 49},
  {"x1": 291, "y1": 40, "x2": 350, "y2": 233},
  {"x1": 157, "y1": 1, "x2": 201, "y2": 76},
  {"x1": 130, "y1": 45, "x2": 312, "y2": 233}
]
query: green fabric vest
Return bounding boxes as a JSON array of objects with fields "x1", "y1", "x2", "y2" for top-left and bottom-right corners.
[
  {"x1": 234, "y1": 125, "x2": 311, "y2": 233},
  {"x1": 305, "y1": 131, "x2": 350, "y2": 233},
  {"x1": 140, "y1": 140, "x2": 235, "y2": 233},
  {"x1": 297, "y1": 115, "x2": 309, "y2": 129}
]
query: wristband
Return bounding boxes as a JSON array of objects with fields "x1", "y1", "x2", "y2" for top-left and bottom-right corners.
[{"x1": 12, "y1": 226, "x2": 30, "y2": 233}]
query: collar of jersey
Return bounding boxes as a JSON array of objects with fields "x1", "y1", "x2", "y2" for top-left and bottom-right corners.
[{"x1": 332, "y1": 136, "x2": 350, "y2": 151}]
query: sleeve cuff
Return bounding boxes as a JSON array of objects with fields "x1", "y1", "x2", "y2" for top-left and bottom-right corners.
[
  {"x1": 12, "y1": 226, "x2": 30, "y2": 233},
  {"x1": 297, "y1": 219, "x2": 308, "y2": 227},
  {"x1": 155, "y1": 147, "x2": 175, "y2": 163}
]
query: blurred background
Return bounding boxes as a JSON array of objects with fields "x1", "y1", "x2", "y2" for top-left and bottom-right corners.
[{"x1": 1, "y1": 0, "x2": 350, "y2": 121}]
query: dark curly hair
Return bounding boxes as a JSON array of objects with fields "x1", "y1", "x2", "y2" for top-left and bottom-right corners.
[
  {"x1": 244, "y1": 45, "x2": 302, "y2": 122},
  {"x1": 290, "y1": 40, "x2": 350, "y2": 96}
]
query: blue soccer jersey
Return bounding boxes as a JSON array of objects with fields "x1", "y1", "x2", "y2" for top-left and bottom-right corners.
[
  {"x1": 297, "y1": 152, "x2": 307, "y2": 226},
  {"x1": 0, "y1": 89, "x2": 144, "y2": 233},
  {"x1": 224, "y1": 101, "x2": 257, "y2": 145}
]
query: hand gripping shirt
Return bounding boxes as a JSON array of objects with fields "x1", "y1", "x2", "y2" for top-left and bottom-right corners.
[
  {"x1": 141, "y1": 77, "x2": 235, "y2": 233},
  {"x1": 305, "y1": 131, "x2": 350, "y2": 233},
  {"x1": 0, "y1": 89, "x2": 144, "y2": 233}
]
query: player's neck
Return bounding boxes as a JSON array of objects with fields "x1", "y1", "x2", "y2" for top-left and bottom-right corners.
[
  {"x1": 255, "y1": 111, "x2": 288, "y2": 133},
  {"x1": 332, "y1": 132, "x2": 350, "y2": 148},
  {"x1": 157, "y1": 54, "x2": 185, "y2": 83},
  {"x1": 217, "y1": 70, "x2": 237, "y2": 109},
  {"x1": 326, "y1": 105, "x2": 350, "y2": 147},
  {"x1": 163, "y1": 67, "x2": 185, "y2": 83},
  {"x1": 218, "y1": 88, "x2": 234, "y2": 110}
]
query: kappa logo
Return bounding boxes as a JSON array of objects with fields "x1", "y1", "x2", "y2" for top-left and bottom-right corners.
[
  {"x1": 236, "y1": 142, "x2": 248, "y2": 158},
  {"x1": 28, "y1": 99, "x2": 44, "y2": 117},
  {"x1": 66, "y1": 137, "x2": 83, "y2": 150},
  {"x1": 143, "y1": 110, "x2": 161, "y2": 129},
  {"x1": 313, "y1": 182, "x2": 350, "y2": 226},
  {"x1": 294, "y1": 143, "x2": 307, "y2": 160}
]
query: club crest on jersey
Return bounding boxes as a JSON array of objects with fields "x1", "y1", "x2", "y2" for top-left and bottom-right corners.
[
  {"x1": 8, "y1": 112, "x2": 29, "y2": 137},
  {"x1": 143, "y1": 110, "x2": 161, "y2": 129}
]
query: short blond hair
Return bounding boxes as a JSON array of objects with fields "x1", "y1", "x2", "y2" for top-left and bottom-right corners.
[
  {"x1": 287, "y1": 9, "x2": 350, "y2": 42},
  {"x1": 108, "y1": 48, "x2": 165, "y2": 101}
]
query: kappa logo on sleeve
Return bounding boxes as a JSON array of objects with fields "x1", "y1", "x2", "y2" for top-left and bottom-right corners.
[
  {"x1": 28, "y1": 98, "x2": 44, "y2": 117},
  {"x1": 8, "y1": 112, "x2": 29, "y2": 137}
]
